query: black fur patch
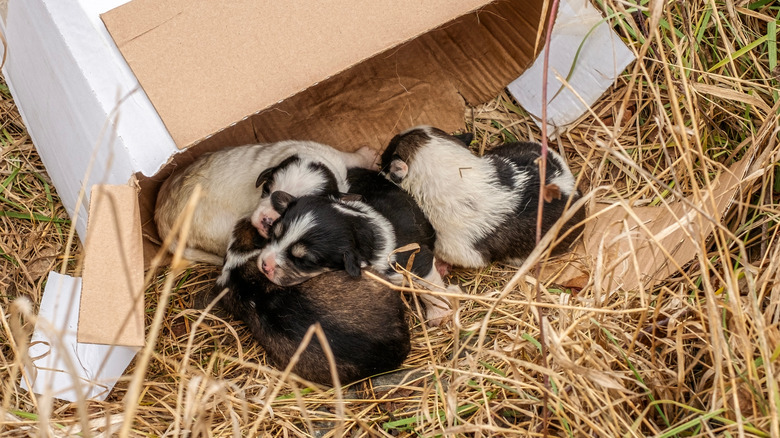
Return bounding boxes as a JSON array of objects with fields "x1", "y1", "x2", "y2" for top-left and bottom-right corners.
[
  {"x1": 476, "y1": 142, "x2": 585, "y2": 260},
  {"x1": 266, "y1": 195, "x2": 384, "y2": 279},
  {"x1": 346, "y1": 168, "x2": 437, "y2": 278}
]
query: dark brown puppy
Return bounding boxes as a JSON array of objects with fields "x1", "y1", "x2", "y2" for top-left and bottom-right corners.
[{"x1": 206, "y1": 218, "x2": 410, "y2": 386}]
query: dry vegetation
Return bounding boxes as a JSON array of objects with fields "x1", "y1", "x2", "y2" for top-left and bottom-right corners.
[{"x1": 2, "y1": 0, "x2": 780, "y2": 436}]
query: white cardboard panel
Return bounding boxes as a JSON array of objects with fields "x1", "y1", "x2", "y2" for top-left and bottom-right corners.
[
  {"x1": 20, "y1": 272, "x2": 138, "y2": 402},
  {"x1": 507, "y1": 0, "x2": 635, "y2": 138},
  {"x1": 0, "y1": 0, "x2": 177, "y2": 242}
]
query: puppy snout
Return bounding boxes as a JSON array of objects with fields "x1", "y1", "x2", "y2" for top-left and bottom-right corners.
[
  {"x1": 260, "y1": 256, "x2": 276, "y2": 279},
  {"x1": 253, "y1": 210, "x2": 281, "y2": 238},
  {"x1": 252, "y1": 215, "x2": 276, "y2": 238}
]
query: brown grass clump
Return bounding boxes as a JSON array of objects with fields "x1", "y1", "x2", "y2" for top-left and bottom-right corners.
[{"x1": 2, "y1": 0, "x2": 780, "y2": 436}]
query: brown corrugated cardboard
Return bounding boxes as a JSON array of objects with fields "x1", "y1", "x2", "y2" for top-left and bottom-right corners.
[
  {"x1": 101, "y1": 0, "x2": 548, "y2": 263},
  {"x1": 79, "y1": 185, "x2": 145, "y2": 347},
  {"x1": 548, "y1": 148, "x2": 756, "y2": 293},
  {"x1": 101, "y1": 0, "x2": 515, "y2": 150}
]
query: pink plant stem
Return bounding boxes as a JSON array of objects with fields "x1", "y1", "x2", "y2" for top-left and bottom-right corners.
[{"x1": 536, "y1": 0, "x2": 561, "y2": 436}]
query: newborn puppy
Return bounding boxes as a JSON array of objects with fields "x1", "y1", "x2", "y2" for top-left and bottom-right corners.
[
  {"x1": 381, "y1": 126, "x2": 585, "y2": 268},
  {"x1": 250, "y1": 154, "x2": 339, "y2": 237},
  {"x1": 207, "y1": 218, "x2": 410, "y2": 386},
  {"x1": 155, "y1": 141, "x2": 377, "y2": 265},
  {"x1": 258, "y1": 168, "x2": 458, "y2": 326}
]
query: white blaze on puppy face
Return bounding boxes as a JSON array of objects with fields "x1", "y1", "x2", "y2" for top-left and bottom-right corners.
[
  {"x1": 250, "y1": 160, "x2": 332, "y2": 237},
  {"x1": 258, "y1": 211, "x2": 320, "y2": 286}
]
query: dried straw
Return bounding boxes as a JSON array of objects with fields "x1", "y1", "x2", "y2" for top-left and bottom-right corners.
[{"x1": 2, "y1": 0, "x2": 780, "y2": 436}]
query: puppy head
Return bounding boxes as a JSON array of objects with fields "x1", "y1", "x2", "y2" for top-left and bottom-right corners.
[
  {"x1": 380, "y1": 126, "x2": 472, "y2": 185},
  {"x1": 250, "y1": 155, "x2": 340, "y2": 237},
  {"x1": 257, "y1": 194, "x2": 367, "y2": 286}
]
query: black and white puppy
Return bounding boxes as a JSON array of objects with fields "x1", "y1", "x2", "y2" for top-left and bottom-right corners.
[
  {"x1": 155, "y1": 140, "x2": 377, "y2": 265},
  {"x1": 250, "y1": 154, "x2": 339, "y2": 237},
  {"x1": 381, "y1": 126, "x2": 585, "y2": 268},
  {"x1": 257, "y1": 168, "x2": 458, "y2": 326},
  {"x1": 206, "y1": 218, "x2": 410, "y2": 386}
]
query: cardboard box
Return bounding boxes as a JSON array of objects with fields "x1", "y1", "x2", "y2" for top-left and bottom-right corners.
[{"x1": 1, "y1": 0, "x2": 637, "y2": 352}]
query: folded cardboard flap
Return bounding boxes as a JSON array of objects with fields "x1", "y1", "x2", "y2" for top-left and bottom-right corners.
[
  {"x1": 101, "y1": 0, "x2": 510, "y2": 149},
  {"x1": 111, "y1": 1, "x2": 549, "y2": 265},
  {"x1": 549, "y1": 150, "x2": 756, "y2": 292},
  {"x1": 79, "y1": 184, "x2": 145, "y2": 347}
]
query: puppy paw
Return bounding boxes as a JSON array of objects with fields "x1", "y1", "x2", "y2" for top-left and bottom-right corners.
[
  {"x1": 355, "y1": 146, "x2": 380, "y2": 171},
  {"x1": 435, "y1": 259, "x2": 452, "y2": 277},
  {"x1": 423, "y1": 287, "x2": 461, "y2": 327},
  {"x1": 425, "y1": 304, "x2": 453, "y2": 327}
]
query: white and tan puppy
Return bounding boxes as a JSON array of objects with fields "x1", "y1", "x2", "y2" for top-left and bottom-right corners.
[
  {"x1": 380, "y1": 126, "x2": 585, "y2": 268},
  {"x1": 155, "y1": 141, "x2": 377, "y2": 265}
]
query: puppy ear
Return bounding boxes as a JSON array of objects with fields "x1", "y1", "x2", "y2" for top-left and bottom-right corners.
[
  {"x1": 388, "y1": 159, "x2": 409, "y2": 184},
  {"x1": 453, "y1": 132, "x2": 474, "y2": 146},
  {"x1": 343, "y1": 250, "x2": 363, "y2": 277},
  {"x1": 255, "y1": 167, "x2": 274, "y2": 188},
  {"x1": 270, "y1": 191, "x2": 295, "y2": 214}
]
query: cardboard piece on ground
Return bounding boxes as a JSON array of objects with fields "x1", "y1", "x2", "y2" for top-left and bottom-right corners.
[
  {"x1": 507, "y1": 0, "x2": 635, "y2": 138},
  {"x1": 101, "y1": 0, "x2": 496, "y2": 149},
  {"x1": 20, "y1": 272, "x2": 138, "y2": 402},
  {"x1": 547, "y1": 151, "x2": 756, "y2": 292},
  {"x1": 78, "y1": 184, "x2": 145, "y2": 347}
]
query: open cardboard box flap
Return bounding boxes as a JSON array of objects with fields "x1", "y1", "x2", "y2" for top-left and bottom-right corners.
[
  {"x1": 101, "y1": 0, "x2": 551, "y2": 264},
  {"x1": 102, "y1": 0, "x2": 548, "y2": 151},
  {"x1": 79, "y1": 185, "x2": 145, "y2": 347}
]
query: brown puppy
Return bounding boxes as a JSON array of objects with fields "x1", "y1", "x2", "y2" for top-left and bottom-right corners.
[{"x1": 205, "y1": 218, "x2": 410, "y2": 386}]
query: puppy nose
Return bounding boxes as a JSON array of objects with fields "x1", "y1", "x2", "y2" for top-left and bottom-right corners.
[
  {"x1": 251, "y1": 216, "x2": 268, "y2": 235},
  {"x1": 261, "y1": 257, "x2": 275, "y2": 279}
]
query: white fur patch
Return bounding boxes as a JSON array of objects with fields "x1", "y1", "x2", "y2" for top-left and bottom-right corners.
[
  {"x1": 547, "y1": 149, "x2": 577, "y2": 197},
  {"x1": 217, "y1": 247, "x2": 262, "y2": 286},
  {"x1": 272, "y1": 161, "x2": 331, "y2": 198},
  {"x1": 260, "y1": 211, "x2": 317, "y2": 267},
  {"x1": 399, "y1": 130, "x2": 520, "y2": 268}
]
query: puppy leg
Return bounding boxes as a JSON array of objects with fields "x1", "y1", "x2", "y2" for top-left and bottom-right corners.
[
  {"x1": 419, "y1": 265, "x2": 461, "y2": 327},
  {"x1": 395, "y1": 247, "x2": 459, "y2": 327},
  {"x1": 341, "y1": 146, "x2": 380, "y2": 171}
]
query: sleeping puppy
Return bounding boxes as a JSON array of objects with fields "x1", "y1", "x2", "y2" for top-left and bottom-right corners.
[
  {"x1": 381, "y1": 125, "x2": 585, "y2": 269},
  {"x1": 257, "y1": 168, "x2": 458, "y2": 326},
  {"x1": 206, "y1": 218, "x2": 410, "y2": 386},
  {"x1": 155, "y1": 141, "x2": 377, "y2": 265}
]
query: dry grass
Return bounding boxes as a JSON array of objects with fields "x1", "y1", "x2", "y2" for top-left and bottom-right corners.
[{"x1": 2, "y1": 0, "x2": 780, "y2": 436}]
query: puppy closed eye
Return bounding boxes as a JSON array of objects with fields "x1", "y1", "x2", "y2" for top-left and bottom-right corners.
[
  {"x1": 291, "y1": 243, "x2": 307, "y2": 259},
  {"x1": 260, "y1": 183, "x2": 272, "y2": 197}
]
